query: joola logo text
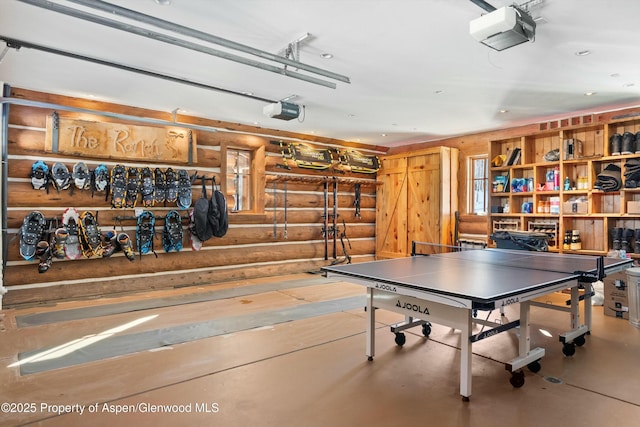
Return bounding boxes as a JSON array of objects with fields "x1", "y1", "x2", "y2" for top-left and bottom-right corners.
[
  {"x1": 396, "y1": 300, "x2": 430, "y2": 315},
  {"x1": 375, "y1": 283, "x2": 397, "y2": 292}
]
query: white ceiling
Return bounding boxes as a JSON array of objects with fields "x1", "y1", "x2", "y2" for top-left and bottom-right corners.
[{"x1": 1, "y1": 0, "x2": 640, "y2": 148}]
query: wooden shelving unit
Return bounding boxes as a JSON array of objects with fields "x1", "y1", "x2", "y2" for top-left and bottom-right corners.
[{"x1": 488, "y1": 116, "x2": 640, "y2": 257}]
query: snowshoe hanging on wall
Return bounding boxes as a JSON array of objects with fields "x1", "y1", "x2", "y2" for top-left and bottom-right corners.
[
  {"x1": 136, "y1": 211, "x2": 157, "y2": 258},
  {"x1": 19, "y1": 211, "x2": 46, "y2": 261},
  {"x1": 92, "y1": 164, "x2": 110, "y2": 196},
  {"x1": 110, "y1": 164, "x2": 127, "y2": 208},
  {"x1": 30, "y1": 161, "x2": 50, "y2": 191},
  {"x1": 177, "y1": 169, "x2": 192, "y2": 209},
  {"x1": 125, "y1": 167, "x2": 141, "y2": 208},
  {"x1": 163, "y1": 210, "x2": 183, "y2": 252},
  {"x1": 62, "y1": 208, "x2": 83, "y2": 259},
  {"x1": 140, "y1": 167, "x2": 155, "y2": 208},
  {"x1": 165, "y1": 168, "x2": 178, "y2": 205},
  {"x1": 51, "y1": 162, "x2": 71, "y2": 192},
  {"x1": 72, "y1": 162, "x2": 91, "y2": 191},
  {"x1": 78, "y1": 211, "x2": 104, "y2": 258},
  {"x1": 153, "y1": 168, "x2": 166, "y2": 206}
]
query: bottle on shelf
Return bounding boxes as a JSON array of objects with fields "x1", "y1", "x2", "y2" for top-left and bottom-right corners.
[
  {"x1": 563, "y1": 231, "x2": 571, "y2": 250},
  {"x1": 564, "y1": 176, "x2": 571, "y2": 191}
]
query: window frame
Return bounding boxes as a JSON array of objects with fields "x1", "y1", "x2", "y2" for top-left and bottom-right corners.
[
  {"x1": 468, "y1": 154, "x2": 488, "y2": 215},
  {"x1": 221, "y1": 141, "x2": 265, "y2": 215}
]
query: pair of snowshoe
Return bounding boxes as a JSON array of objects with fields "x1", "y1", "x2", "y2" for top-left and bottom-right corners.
[
  {"x1": 19, "y1": 211, "x2": 52, "y2": 273},
  {"x1": 154, "y1": 168, "x2": 191, "y2": 209}
]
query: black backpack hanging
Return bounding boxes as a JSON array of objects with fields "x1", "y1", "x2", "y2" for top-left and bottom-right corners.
[
  {"x1": 210, "y1": 177, "x2": 228, "y2": 238},
  {"x1": 193, "y1": 176, "x2": 214, "y2": 242}
]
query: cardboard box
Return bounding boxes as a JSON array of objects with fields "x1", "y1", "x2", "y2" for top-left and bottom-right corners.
[
  {"x1": 604, "y1": 271, "x2": 629, "y2": 319},
  {"x1": 628, "y1": 201, "x2": 640, "y2": 214},
  {"x1": 563, "y1": 201, "x2": 587, "y2": 214}
]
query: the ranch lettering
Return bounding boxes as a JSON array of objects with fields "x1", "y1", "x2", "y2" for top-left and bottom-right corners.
[{"x1": 46, "y1": 113, "x2": 196, "y2": 164}]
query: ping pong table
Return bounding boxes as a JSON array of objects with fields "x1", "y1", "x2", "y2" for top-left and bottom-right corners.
[{"x1": 321, "y1": 248, "x2": 632, "y2": 401}]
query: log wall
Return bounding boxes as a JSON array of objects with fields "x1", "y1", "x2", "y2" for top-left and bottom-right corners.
[{"x1": 2, "y1": 88, "x2": 384, "y2": 307}]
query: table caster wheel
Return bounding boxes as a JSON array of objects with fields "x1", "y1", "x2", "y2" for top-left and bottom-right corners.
[
  {"x1": 367, "y1": 356, "x2": 373, "y2": 361},
  {"x1": 472, "y1": 309, "x2": 478, "y2": 318},
  {"x1": 509, "y1": 371, "x2": 525, "y2": 388},
  {"x1": 527, "y1": 360, "x2": 541, "y2": 373},
  {"x1": 461, "y1": 396, "x2": 470, "y2": 402},
  {"x1": 574, "y1": 335, "x2": 586, "y2": 347},
  {"x1": 394, "y1": 332, "x2": 406, "y2": 346},
  {"x1": 562, "y1": 342, "x2": 576, "y2": 356},
  {"x1": 422, "y1": 323, "x2": 432, "y2": 337}
]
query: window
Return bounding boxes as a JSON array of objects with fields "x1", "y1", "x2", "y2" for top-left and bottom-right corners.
[
  {"x1": 469, "y1": 155, "x2": 488, "y2": 214},
  {"x1": 226, "y1": 148, "x2": 252, "y2": 212}
]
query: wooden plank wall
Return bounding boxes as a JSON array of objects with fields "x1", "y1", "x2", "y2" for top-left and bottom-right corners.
[{"x1": 3, "y1": 88, "x2": 384, "y2": 307}]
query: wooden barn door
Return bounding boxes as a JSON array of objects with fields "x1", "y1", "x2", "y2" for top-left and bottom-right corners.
[
  {"x1": 375, "y1": 157, "x2": 408, "y2": 258},
  {"x1": 407, "y1": 153, "x2": 441, "y2": 254}
]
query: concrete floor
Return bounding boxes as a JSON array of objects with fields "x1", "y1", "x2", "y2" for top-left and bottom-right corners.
[{"x1": 1, "y1": 273, "x2": 640, "y2": 427}]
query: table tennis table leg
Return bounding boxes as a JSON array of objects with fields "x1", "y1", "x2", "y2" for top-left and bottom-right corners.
[
  {"x1": 559, "y1": 282, "x2": 590, "y2": 355},
  {"x1": 366, "y1": 287, "x2": 375, "y2": 361},
  {"x1": 460, "y1": 309, "x2": 473, "y2": 401},
  {"x1": 505, "y1": 300, "x2": 545, "y2": 386}
]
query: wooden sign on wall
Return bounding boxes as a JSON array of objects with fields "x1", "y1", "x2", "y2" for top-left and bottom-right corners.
[{"x1": 45, "y1": 112, "x2": 197, "y2": 164}]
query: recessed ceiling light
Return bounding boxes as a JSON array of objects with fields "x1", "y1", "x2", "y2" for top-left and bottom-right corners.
[
  {"x1": 154, "y1": 0, "x2": 171, "y2": 5},
  {"x1": 242, "y1": 91, "x2": 254, "y2": 96},
  {"x1": 320, "y1": 53, "x2": 333, "y2": 59},
  {"x1": 381, "y1": 133, "x2": 387, "y2": 137},
  {"x1": 610, "y1": 73, "x2": 620, "y2": 78},
  {"x1": 623, "y1": 83, "x2": 635, "y2": 88},
  {"x1": 575, "y1": 50, "x2": 591, "y2": 56},
  {"x1": 584, "y1": 92, "x2": 596, "y2": 96},
  {"x1": 499, "y1": 109, "x2": 508, "y2": 114},
  {"x1": 434, "y1": 90, "x2": 444, "y2": 94}
]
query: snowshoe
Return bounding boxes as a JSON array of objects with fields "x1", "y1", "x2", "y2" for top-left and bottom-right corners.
[
  {"x1": 140, "y1": 167, "x2": 155, "y2": 208},
  {"x1": 117, "y1": 232, "x2": 136, "y2": 261},
  {"x1": 72, "y1": 162, "x2": 91, "y2": 191},
  {"x1": 36, "y1": 240, "x2": 53, "y2": 273},
  {"x1": 79, "y1": 211, "x2": 104, "y2": 258},
  {"x1": 125, "y1": 167, "x2": 141, "y2": 208},
  {"x1": 153, "y1": 168, "x2": 166, "y2": 206},
  {"x1": 177, "y1": 169, "x2": 192, "y2": 209},
  {"x1": 51, "y1": 162, "x2": 71, "y2": 192},
  {"x1": 19, "y1": 211, "x2": 46, "y2": 260},
  {"x1": 136, "y1": 211, "x2": 156, "y2": 258},
  {"x1": 110, "y1": 164, "x2": 127, "y2": 208},
  {"x1": 62, "y1": 208, "x2": 83, "y2": 259},
  {"x1": 165, "y1": 168, "x2": 178, "y2": 204},
  {"x1": 163, "y1": 210, "x2": 183, "y2": 252},
  {"x1": 30, "y1": 161, "x2": 50, "y2": 191},
  {"x1": 52, "y1": 228, "x2": 68, "y2": 259},
  {"x1": 92, "y1": 164, "x2": 110, "y2": 196}
]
